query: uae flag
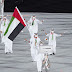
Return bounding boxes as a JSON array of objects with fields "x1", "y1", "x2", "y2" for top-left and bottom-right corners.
[{"x1": 4, "y1": 7, "x2": 26, "y2": 41}]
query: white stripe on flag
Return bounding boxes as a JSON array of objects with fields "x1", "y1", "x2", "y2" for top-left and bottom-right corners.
[{"x1": 5, "y1": 18, "x2": 20, "y2": 37}]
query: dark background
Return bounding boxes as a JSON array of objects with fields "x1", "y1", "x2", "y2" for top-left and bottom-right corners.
[{"x1": 4, "y1": 0, "x2": 72, "y2": 13}]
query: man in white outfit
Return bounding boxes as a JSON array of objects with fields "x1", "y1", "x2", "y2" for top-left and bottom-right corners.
[
  {"x1": 3, "y1": 37, "x2": 13, "y2": 54},
  {"x1": 30, "y1": 33, "x2": 41, "y2": 61},
  {"x1": 0, "y1": 16, "x2": 13, "y2": 54},
  {"x1": 30, "y1": 33, "x2": 44, "y2": 72},
  {"x1": 27, "y1": 16, "x2": 43, "y2": 37},
  {"x1": 45, "y1": 29, "x2": 62, "y2": 55},
  {"x1": 0, "y1": 16, "x2": 9, "y2": 43}
]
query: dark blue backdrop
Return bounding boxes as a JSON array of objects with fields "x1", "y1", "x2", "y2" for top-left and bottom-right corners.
[{"x1": 4, "y1": 0, "x2": 72, "y2": 13}]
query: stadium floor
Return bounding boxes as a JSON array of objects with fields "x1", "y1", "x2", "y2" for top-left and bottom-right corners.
[{"x1": 0, "y1": 12, "x2": 72, "y2": 72}]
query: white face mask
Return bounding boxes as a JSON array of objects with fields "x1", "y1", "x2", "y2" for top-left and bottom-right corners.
[
  {"x1": 51, "y1": 31, "x2": 54, "y2": 34},
  {"x1": 51, "y1": 31, "x2": 54, "y2": 33},
  {"x1": 3, "y1": 18, "x2": 6, "y2": 21},
  {"x1": 32, "y1": 17, "x2": 35, "y2": 20},
  {"x1": 34, "y1": 35, "x2": 38, "y2": 38},
  {"x1": 35, "y1": 35, "x2": 38, "y2": 37}
]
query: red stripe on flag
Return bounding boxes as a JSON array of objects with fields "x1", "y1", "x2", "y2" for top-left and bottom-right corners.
[{"x1": 13, "y1": 7, "x2": 26, "y2": 27}]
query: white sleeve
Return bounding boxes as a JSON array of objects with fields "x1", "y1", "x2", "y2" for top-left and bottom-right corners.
[
  {"x1": 0, "y1": 21, "x2": 4, "y2": 32},
  {"x1": 55, "y1": 33, "x2": 61, "y2": 37},
  {"x1": 46, "y1": 34, "x2": 49, "y2": 37},
  {"x1": 38, "y1": 38, "x2": 41, "y2": 44},
  {"x1": 27, "y1": 19, "x2": 32, "y2": 26},
  {"x1": 39, "y1": 38, "x2": 41, "y2": 42},
  {"x1": 30, "y1": 38, "x2": 33, "y2": 45},
  {"x1": 6, "y1": 19, "x2": 9, "y2": 24},
  {"x1": 36, "y1": 19, "x2": 42, "y2": 24}
]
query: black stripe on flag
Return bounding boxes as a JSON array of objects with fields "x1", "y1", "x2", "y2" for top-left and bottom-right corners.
[{"x1": 8, "y1": 23, "x2": 25, "y2": 41}]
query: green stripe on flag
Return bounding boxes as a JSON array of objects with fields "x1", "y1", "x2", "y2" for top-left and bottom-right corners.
[{"x1": 4, "y1": 16, "x2": 15, "y2": 36}]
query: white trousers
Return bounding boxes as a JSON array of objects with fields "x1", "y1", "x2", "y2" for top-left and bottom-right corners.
[
  {"x1": 53, "y1": 46, "x2": 56, "y2": 54},
  {"x1": 48, "y1": 43, "x2": 56, "y2": 54},
  {"x1": 30, "y1": 46, "x2": 36, "y2": 61},
  {"x1": 35, "y1": 54, "x2": 44, "y2": 72},
  {"x1": 28, "y1": 26, "x2": 34, "y2": 37},
  {"x1": 1, "y1": 33, "x2": 4, "y2": 43},
  {"x1": 4, "y1": 38, "x2": 13, "y2": 53},
  {"x1": 30, "y1": 45, "x2": 38, "y2": 61}
]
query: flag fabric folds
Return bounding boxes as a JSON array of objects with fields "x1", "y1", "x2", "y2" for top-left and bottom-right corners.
[{"x1": 4, "y1": 7, "x2": 26, "y2": 41}]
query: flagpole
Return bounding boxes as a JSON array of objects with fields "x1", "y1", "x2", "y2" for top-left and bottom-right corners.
[{"x1": 0, "y1": 0, "x2": 4, "y2": 18}]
